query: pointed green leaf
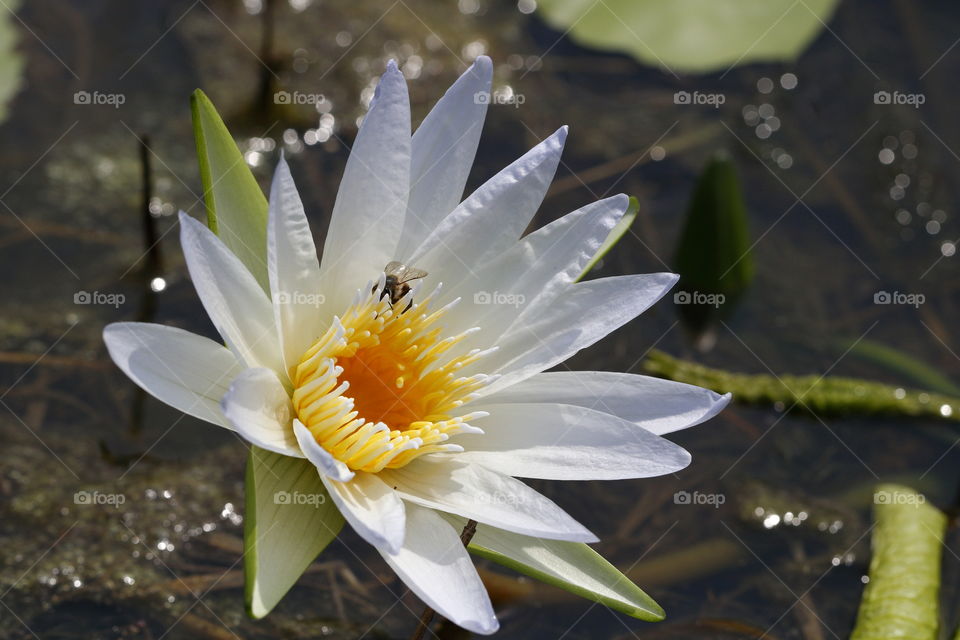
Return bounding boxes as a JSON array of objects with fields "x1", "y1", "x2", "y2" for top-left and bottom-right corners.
[
  {"x1": 851, "y1": 484, "x2": 945, "y2": 640},
  {"x1": 535, "y1": 0, "x2": 838, "y2": 73},
  {"x1": 578, "y1": 196, "x2": 639, "y2": 281},
  {"x1": 191, "y1": 89, "x2": 270, "y2": 292},
  {"x1": 675, "y1": 152, "x2": 753, "y2": 300},
  {"x1": 244, "y1": 446, "x2": 345, "y2": 618},
  {"x1": 441, "y1": 514, "x2": 663, "y2": 620},
  {"x1": 673, "y1": 152, "x2": 752, "y2": 335}
]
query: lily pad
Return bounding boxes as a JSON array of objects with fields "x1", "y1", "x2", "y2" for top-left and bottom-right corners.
[{"x1": 535, "y1": 0, "x2": 839, "y2": 73}]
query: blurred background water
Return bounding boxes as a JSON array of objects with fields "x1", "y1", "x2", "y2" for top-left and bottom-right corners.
[{"x1": 2, "y1": 0, "x2": 960, "y2": 638}]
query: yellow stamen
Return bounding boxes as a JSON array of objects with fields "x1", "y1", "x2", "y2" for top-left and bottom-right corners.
[{"x1": 292, "y1": 280, "x2": 491, "y2": 473}]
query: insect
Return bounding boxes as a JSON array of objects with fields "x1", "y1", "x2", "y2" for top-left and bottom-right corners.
[{"x1": 379, "y1": 261, "x2": 428, "y2": 309}]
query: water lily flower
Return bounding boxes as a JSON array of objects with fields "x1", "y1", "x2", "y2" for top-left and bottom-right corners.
[{"x1": 103, "y1": 57, "x2": 729, "y2": 634}]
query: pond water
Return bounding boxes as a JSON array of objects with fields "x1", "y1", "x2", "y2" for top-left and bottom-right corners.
[{"x1": 2, "y1": 0, "x2": 959, "y2": 638}]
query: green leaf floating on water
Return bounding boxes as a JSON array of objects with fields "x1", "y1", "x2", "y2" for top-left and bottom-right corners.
[
  {"x1": 850, "y1": 484, "x2": 945, "y2": 640},
  {"x1": 192, "y1": 93, "x2": 345, "y2": 617},
  {"x1": 673, "y1": 153, "x2": 753, "y2": 336},
  {"x1": 578, "y1": 196, "x2": 639, "y2": 281},
  {"x1": 644, "y1": 349, "x2": 960, "y2": 422},
  {"x1": 534, "y1": 0, "x2": 839, "y2": 73}
]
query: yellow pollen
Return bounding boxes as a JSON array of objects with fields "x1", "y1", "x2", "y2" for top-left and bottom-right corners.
[{"x1": 291, "y1": 282, "x2": 491, "y2": 473}]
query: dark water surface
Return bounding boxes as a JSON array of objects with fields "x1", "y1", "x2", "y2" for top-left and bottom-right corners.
[{"x1": 2, "y1": 1, "x2": 960, "y2": 638}]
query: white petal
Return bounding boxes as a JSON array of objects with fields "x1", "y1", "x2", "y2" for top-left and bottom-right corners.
[
  {"x1": 293, "y1": 420, "x2": 354, "y2": 482},
  {"x1": 179, "y1": 212, "x2": 284, "y2": 375},
  {"x1": 411, "y1": 127, "x2": 568, "y2": 283},
  {"x1": 379, "y1": 503, "x2": 498, "y2": 635},
  {"x1": 268, "y1": 156, "x2": 324, "y2": 375},
  {"x1": 456, "y1": 403, "x2": 691, "y2": 480},
  {"x1": 395, "y1": 56, "x2": 492, "y2": 260},
  {"x1": 439, "y1": 194, "x2": 628, "y2": 349},
  {"x1": 221, "y1": 367, "x2": 300, "y2": 457},
  {"x1": 486, "y1": 371, "x2": 731, "y2": 436},
  {"x1": 103, "y1": 322, "x2": 242, "y2": 429},
  {"x1": 322, "y1": 471, "x2": 405, "y2": 553},
  {"x1": 380, "y1": 457, "x2": 597, "y2": 543},
  {"x1": 477, "y1": 273, "x2": 679, "y2": 394},
  {"x1": 320, "y1": 61, "x2": 411, "y2": 312}
]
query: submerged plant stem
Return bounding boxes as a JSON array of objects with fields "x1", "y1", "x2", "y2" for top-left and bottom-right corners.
[
  {"x1": 409, "y1": 520, "x2": 479, "y2": 640},
  {"x1": 644, "y1": 349, "x2": 960, "y2": 422}
]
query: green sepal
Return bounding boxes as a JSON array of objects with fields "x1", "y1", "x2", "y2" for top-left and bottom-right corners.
[
  {"x1": 243, "y1": 447, "x2": 344, "y2": 618},
  {"x1": 191, "y1": 88, "x2": 270, "y2": 292},
  {"x1": 578, "y1": 196, "x2": 640, "y2": 281}
]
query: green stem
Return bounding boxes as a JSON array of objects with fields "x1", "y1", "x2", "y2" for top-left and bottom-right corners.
[{"x1": 644, "y1": 349, "x2": 960, "y2": 422}]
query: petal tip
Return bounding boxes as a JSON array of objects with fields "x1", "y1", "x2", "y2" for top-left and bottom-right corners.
[
  {"x1": 468, "y1": 615, "x2": 500, "y2": 636},
  {"x1": 704, "y1": 391, "x2": 733, "y2": 422},
  {"x1": 471, "y1": 55, "x2": 493, "y2": 77},
  {"x1": 609, "y1": 192, "x2": 630, "y2": 212},
  {"x1": 102, "y1": 322, "x2": 120, "y2": 342}
]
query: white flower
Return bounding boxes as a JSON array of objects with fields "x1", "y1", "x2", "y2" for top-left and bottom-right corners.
[{"x1": 103, "y1": 58, "x2": 729, "y2": 634}]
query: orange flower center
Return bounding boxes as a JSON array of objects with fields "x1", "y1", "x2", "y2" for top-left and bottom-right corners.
[{"x1": 291, "y1": 281, "x2": 491, "y2": 473}]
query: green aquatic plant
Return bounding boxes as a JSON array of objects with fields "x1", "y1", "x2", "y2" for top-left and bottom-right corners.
[
  {"x1": 850, "y1": 484, "x2": 945, "y2": 640},
  {"x1": 644, "y1": 349, "x2": 960, "y2": 422},
  {"x1": 673, "y1": 153, "x2": 753, "y2": 341},
  {"x1": 534, "y1": 0, "x2": 839, "y2": 73}
]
